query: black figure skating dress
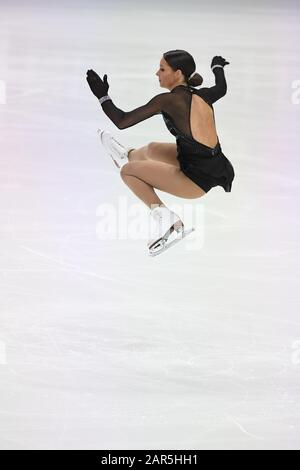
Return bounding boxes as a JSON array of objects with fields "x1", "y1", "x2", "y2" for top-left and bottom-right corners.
[{"x1": 100, "y1": 67, "x2": 235, "y2": 193}]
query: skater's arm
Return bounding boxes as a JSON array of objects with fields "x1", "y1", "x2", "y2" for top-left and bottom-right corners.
[
  {"x1": 100, "y1": 93, "x2": 170, "y2": 129},
  {"x1": 86, "y1": 69, "x2": 169, "y2": 128},
  {"x1": 196, "y1": 56, "x2": 229, "y2": 105},
  {"x1": 209, "y1": 66, "x2": 227, "y2": 102},
  {"x1": 197, "y1": 67, "x2": 227, "y2": 105}
]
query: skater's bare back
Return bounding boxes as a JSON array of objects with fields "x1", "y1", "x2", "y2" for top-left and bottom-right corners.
[{"x1": 100, "y1": 67, "x2": 227, "y2": 150}]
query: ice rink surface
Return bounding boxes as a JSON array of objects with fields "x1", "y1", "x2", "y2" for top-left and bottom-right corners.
[{"x1": 0, "y1": 0, "x2": 300, "y2": 450}]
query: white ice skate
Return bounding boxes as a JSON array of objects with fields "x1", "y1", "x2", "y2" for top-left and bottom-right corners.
[
  {"x1": 97, "y1": 129, "x2": 135, "y2": 170},
  {"x1": 147, "y1": 205, "x2": 195, "y2": 257}
]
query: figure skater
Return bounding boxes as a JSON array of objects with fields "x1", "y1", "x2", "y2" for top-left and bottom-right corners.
[{"x1": 86, "y1": 50, "x2": 235, "y2": 255}]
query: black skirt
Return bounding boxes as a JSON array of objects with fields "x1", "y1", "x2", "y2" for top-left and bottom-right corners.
[{"x1": 176, "y1": 137, "x2": 235, "y2": 193}]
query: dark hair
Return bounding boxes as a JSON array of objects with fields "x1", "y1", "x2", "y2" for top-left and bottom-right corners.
[{"x1": 163, "y1": 49, "x2": 203, "y2": 87}]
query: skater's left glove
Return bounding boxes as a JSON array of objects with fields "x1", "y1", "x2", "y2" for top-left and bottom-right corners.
[
  {"x1": 86, "y1": 69, "x2": 109, "y2": 99},
  {"x1": 211, "y1": 56, "x2": 230, "y2": 71}
]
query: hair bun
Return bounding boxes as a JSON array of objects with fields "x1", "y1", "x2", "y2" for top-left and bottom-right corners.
[{"x1": 188, "y1": 72, "x2": 203, "y2": 87}]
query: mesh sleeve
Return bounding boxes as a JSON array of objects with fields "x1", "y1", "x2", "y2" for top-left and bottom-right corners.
[
  {"x1": 100, "y1": 92, "x2": 170, "y2": 129},
  {"x1": 197, "y1": 67, "x2": 227, "y2": 105}
]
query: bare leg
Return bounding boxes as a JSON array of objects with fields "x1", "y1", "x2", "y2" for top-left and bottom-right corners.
[
  {"x1": 121, "y1": 160, "x2": 206, "y2": 209},
  {"x1": 121, "y1": 174, "x2": 164, "y2": 208},
  {"x1": 127, "y1": 142, "x2": 180, "y2": 167},
  {"x1": 147, "y1": 142, "x2": 180, "y2": 168}
]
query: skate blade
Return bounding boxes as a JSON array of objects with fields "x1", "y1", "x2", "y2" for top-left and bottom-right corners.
[{"x1": 148, "y1": 227, "x2": 195, "y2": 257}]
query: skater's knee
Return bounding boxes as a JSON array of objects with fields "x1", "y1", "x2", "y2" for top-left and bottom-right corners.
[
  {"x1": 147, "y1": 142, "x2": 160, "y2": 158},
  {"x1": 128, "y1": 145, "x2": 149, "y2": 162}
]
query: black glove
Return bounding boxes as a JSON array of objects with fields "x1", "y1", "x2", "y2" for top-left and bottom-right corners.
[
  {"x1": 211, "y1": 56, "x2": 230, "y2": 69},
  {"x1": 86, "y1": 69, "x2": 109, "y2": 99}
]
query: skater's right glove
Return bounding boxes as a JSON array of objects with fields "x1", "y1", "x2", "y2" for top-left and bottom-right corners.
[
  {"x1": 211, "y1": 56, "x2": 230, "y2": 72},
  {"x1": 86, "y1": 69, "x2": 110, "y2": 99}
]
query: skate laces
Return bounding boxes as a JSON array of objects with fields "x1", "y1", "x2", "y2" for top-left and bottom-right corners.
[
  {"x1": 111, "y1": 136, "x2": 126, "y2": 156},
  {"x1": 150, "y1": 206, "x2": 182, "y2": 230},
  {"x1": 151, "y1": 205, "x2": 175, "y2": 219},
  {"x1": 111, "y1": 136, "x2": 122, "y2": 147}
]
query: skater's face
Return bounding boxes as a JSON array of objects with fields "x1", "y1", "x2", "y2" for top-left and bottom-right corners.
[{"x1": 156, "y1": 57, "x2": 187, "y2": 91}]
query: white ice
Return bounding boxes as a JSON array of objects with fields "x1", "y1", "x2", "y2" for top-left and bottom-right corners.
[{"x1": 0, "y1": 0, "x2": 300, "y2": 450}]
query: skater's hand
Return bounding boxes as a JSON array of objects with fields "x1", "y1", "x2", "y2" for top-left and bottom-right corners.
[
  {"x1": 86, "y1": 69, "x2": 109, "y2": 99},
  {"x1": 211, "y1": 56, "x2": 230, "y2": 70}
]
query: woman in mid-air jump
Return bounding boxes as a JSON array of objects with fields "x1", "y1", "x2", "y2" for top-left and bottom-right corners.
[{"x1": 86, "y1": 50, "x2": 235, "y2": 256}]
